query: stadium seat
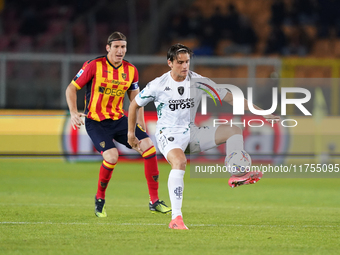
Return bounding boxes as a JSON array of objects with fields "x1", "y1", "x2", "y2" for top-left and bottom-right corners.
[
  {"x1": 194, "y1": 66, "x2": 214, "y2": 77},
  {"x1": 230, "y1": 66, "x2": 247, "y2": 78},
  {"x1": 140, "y1": 65, "x2": 170, "y2": 85},
  {"x1": 194, "y1": 66, "x2": 235, "y2": 78},
  {"x1": 312, "y1": 39, "x2": 332, "y2": 57},
  {"x1": 304, "y1": 25, "x2": 317, "y2": 40},
  {"x1": 0, "y1": 35, "x2": 10, "y2": 51},
  {"x1": 172, "y1": 38, "x2": 199, "y2": 51},
  {"x1": 295, "y1": 66, "x2": 310, "y2": 78},
  {"x1": 310, "y1": 66, "x2": 332, "y2": 78},
  {"x1": 334, "y1": 40, "x2": 340, "y2": 57},
  {"x1": 215, "y1": 39, "x2": 233, "y2": 56},
  {"x1": 256, "y1": 66, "x2": 275, "y2": 78}
]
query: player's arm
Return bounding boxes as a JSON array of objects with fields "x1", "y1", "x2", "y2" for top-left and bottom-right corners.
[
  {"x1": 127, "y1": 98, "x2": 142, "y2": 150},
  {"x1": 65, "y1": 83, "x2": 86, "y2": 130},
  {"x1": 128, "y1": 80, "x2": 156, "y2": 149},
  {"x1": 127, "y1": 88, "x2": 146, "y2": 130},
  {"x1": 222, "y1": 91, "x2": 280, "y2": 123}
]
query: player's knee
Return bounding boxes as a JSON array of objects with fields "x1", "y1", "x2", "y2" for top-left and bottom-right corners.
[
  {"x1": 104, "y1": 155, "x2": 118, "y2": 164},
  {"x1": 102, "y1": 149, "x2": 119, "y2": 164},
  {"x1": 171, "y1": 157, "x2": 187, "y2": 170},
  {"x1": 219, "y1": 124, "x2": 242, "y2": 135},
  {"x1": 215, "y1": 125, "x2": 242, "y2": 145},
  {"x1": 140, "y1": 138, "x2": 154, "y2": 152},
  {"x1": 230, "y1": 125, "x2": 242, "y2": 135}
]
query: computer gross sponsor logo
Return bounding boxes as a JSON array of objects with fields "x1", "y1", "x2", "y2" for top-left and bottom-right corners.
[{"x1": 168, "y1": 98, "x2": 195, "y2": 111}]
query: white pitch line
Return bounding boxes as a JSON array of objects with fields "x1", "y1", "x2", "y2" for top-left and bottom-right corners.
[
  {"x1": 0, "y1": 222, "x2": 338, "y2": 228},
  {"x1": 0, "y1": 203, "x2": 146, "y2": 207},
  {"x1": 0, "y1": 222, "x2": 166, "y2": 226},
  {"x1": 1, "y1": 203, "x2": 339, "y2": 211}
]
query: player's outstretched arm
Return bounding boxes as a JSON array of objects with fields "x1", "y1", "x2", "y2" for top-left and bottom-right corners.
[
  {"x1": 128, "y1": 99, "x2": 142, "y2": 150},
  {"x1": 65, "y1": 83, "x2": 86, "y2": 130},
  {"x1": 222, "y1": 92, "x2": 280, "y2": 123}
]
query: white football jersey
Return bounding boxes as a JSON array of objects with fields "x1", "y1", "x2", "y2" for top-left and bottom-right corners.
[{"x1": 135, "y1": 71, "x2": 228, "y2": 133}]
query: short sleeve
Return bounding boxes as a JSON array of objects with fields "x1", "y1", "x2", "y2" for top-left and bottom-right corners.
[
  {"x1": 135, "y1": 82, "x2": 156, "y2": 107},
  {"x1": 215, "y1": 87, "x2": 228, "y2": 100},
  {"x1": 71, "y1": 60, "x2": 95, "y2": 90},
  {"x1": 195, "y1": 77, "x2": 228, "y2": 101},
  {"x1": 128, "y1": 66, "x2": 139, "y2": 91}
]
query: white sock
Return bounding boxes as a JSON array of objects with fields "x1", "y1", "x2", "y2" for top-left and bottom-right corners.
[
  {"x1": 168, "y1": 169, "x2": 185, "y2": 220},
  {"x1": 226, "y1": 134, "x2": 244, "y2": 156}
]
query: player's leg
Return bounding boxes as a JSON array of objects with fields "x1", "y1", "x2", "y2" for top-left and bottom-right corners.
[
  {"x1": 194, "y1": 124, "x2": 262, "y2": 187},
  {"x1": 139, "y1": 137, "x2": 171, "y2": 214},
  {"x1": 155, "y1": 130, "x2": 189, "y2": 229},
  {"x1": 166, "y1": 148, "x2": 188, "y2": 230},
  {"x1": 113, "y1": 117, "x2": 170, "y2": 213},
  {"x1": 214, "y1": 124, "x2": 243, "y2": 155},
  {"x1": 214, "y1": 125, "x2": 263, "y2": 187},
  {"x1": 139, "y1": 137, "x2": 159, "y2": 204},
  {"x1": 85, "y1": 118, "x2": 118, "y2": 217},
  {"x1": 92, "y1": 148, "x2": 118, "y2": 217},
  {"x1": 194, "y1": 124, "x2": 245, "y2": 162},
  {"x1": 99, "y1": 148, "x2": 118, "y2": 199}
]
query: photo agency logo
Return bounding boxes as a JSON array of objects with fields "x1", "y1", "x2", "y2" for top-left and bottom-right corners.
[{"x1": 198, "y1": 83, "x2": 312, "y2": 127}]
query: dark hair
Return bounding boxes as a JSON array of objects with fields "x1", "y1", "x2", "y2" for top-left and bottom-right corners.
[
  {"x1": 167, "y1": 43, "x2": 193, "y2": 62},
  {"x1": 107, "y1": 32, "x2": 127, "y2": 45}
]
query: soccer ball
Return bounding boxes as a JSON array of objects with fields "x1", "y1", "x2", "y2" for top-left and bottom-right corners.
[{"x1": 225, "y1": 150, "x2": 252, "y2": 176}]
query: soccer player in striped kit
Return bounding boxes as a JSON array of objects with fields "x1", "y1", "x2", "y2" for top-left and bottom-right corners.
[{"x1": 65, "y1": 32, "x2": 170, "y2": 217}]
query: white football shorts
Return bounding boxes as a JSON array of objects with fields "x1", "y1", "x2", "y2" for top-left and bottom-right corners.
[{"x1": 155, "y1": 125, "x2": 219, "y2": 160}]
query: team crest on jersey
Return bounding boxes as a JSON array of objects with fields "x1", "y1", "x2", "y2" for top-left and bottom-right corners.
[
  {"x1": 178, "y1": 86, "x2": 184, "y2": 95},
  {"x1": 121, "y1": 73, "x2": 127, "y2": 80}
]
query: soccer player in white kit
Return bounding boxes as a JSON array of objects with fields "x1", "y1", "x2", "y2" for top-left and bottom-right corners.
[{"x1": 128, "y1": 43, "x2": 279, "y2": 229}]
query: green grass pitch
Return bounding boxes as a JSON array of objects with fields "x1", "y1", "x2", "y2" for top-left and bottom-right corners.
[{"x1": 0, "y1": 159, "x2": 340, "y2": 255}]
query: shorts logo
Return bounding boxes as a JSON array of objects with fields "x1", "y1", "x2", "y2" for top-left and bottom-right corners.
[
  {"x1": 152, "y1": 175, "x2": 159, "y2": 182},
  {"x1": 121, "y1": 73, "x2": 127, "y2": 80},
  {"x1": 100, "y1": 182, "x2": 108, "y2": 188},
  {"x1": 100, "y1": 141, "x2": 105, "y2": 148},
  {"x1": 168, "y1": 137, "x2": 174, "y2": 142},
  {"x1": 178, "y1": 86, "x2": 184, "y2": 96},
  {"x1": 137, "y1": 123, "x2": 145, "y2": 132}
]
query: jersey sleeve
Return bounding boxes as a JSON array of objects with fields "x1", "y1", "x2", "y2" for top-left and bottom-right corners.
[
  {"x1": 135, "y1": 81, "x2": 156, "y2": 107},
  {"x1": 71, "y1": 60, "x2": 95, "y2": 90},
  {"x1": 215, "y1": 86, "x2": 228, "y2": 100},
  {"x1": 128, "y1": 66, "x2": 139, "y2": 91},
  {"x1": 196, "y1": 77, "x2": 229, "y2": 100}
]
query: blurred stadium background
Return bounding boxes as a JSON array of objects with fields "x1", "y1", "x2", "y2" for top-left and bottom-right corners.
[
  {"x1": 0, "y1": 0, "x2": 339, "y2": 163},
  {"x1": 2, "y1": 2, "x2": 340, "y2": 254}
]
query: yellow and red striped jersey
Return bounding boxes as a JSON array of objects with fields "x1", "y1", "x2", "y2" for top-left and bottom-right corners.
[{"x1": 71, "y1": 56, "x2": 139, "y2": 121}]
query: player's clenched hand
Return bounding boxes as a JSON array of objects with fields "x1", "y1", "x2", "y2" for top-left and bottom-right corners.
[
  {"x1": 128, "y1": 132, "x2": 141, "y2": 152},
  {"x1": 263, "y1": 114, "x2": 280, "y2": 124},
  {"x1": 70, "y1": 112, "x2": 86, "y2": 130}
]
